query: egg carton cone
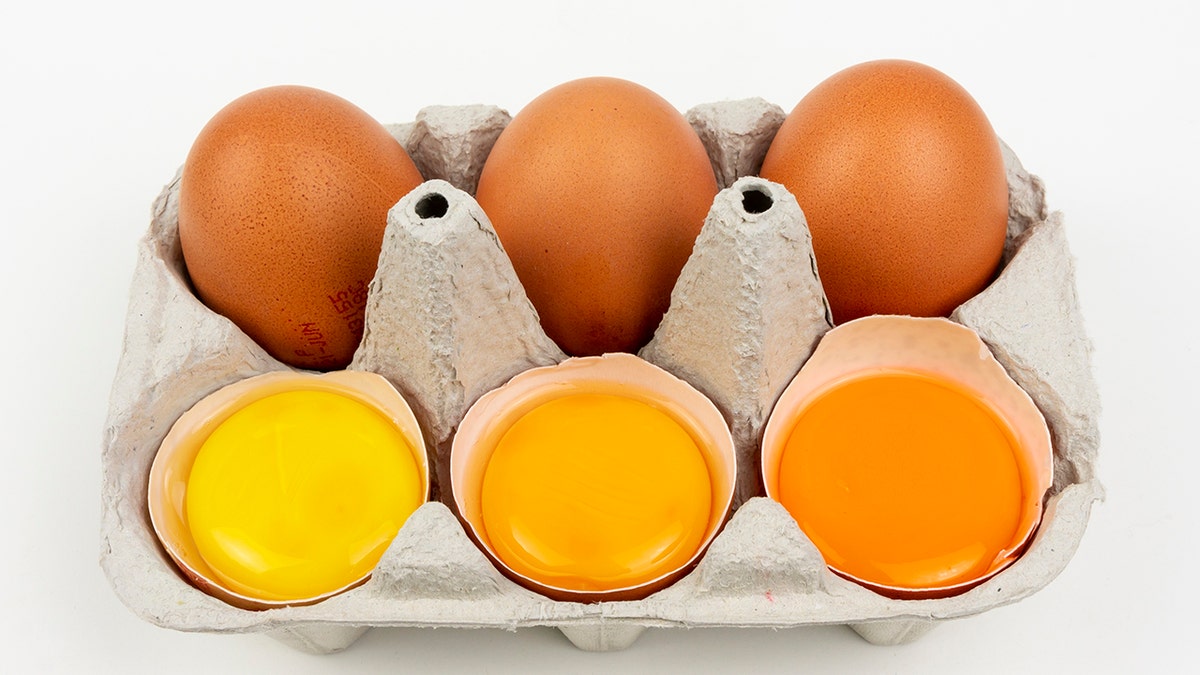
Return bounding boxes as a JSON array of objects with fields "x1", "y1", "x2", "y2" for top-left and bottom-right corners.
[{"x1": 100, "y1": 101, "x2": 1103, "y2": 653}]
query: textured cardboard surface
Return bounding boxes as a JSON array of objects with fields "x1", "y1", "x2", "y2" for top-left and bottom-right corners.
[
  {"x1": 100, "y1": 99, "x2": 1102, "y2": 652},
  {"x1": 640, "y1": 176, "x2": 831, "y2": 505}
]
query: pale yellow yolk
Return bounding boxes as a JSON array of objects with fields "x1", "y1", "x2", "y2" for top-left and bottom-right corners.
[
  {"x1": 185, "y1": 390, "x2": 423, "y2": 602},
  {"x1": 480, "y1": 393, "x2": 713, "y2": 593},
  {"x1": 777, "y1": 371, "x2": 1023, "y2": 591}
]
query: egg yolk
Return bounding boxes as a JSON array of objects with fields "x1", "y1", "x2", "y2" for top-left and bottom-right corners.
[
  {"x1": 480, "y1": 393, "x2": 713, "y2": 593},
  {"x1": 777, "y1": 371, "x2": 1023, "y2": 591},
  {"x1": 185, "y1": 390, "x2": 424, "y2": 602}
]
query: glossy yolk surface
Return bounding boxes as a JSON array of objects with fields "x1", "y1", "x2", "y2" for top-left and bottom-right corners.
[
  {"x1": 777, "y1": 371, "x2": 1023, "y2": 590},
  {"x1": 480, "y1": 393, "x2": 712, "y2": 592},
  {"x1": 185, "y1": 390, "x2": 423, "y2": 602}
]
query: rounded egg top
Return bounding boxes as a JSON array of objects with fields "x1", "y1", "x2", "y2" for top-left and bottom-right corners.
[
  {"x1": 761, "y1": 60, "x2": 1009, "y2": 324},
  {"x1": 475, "y1": 77, "x2": 718, "y2": 357},
  {"x1": 179, "y1": 85, "x2": 424, "y2": 370}
]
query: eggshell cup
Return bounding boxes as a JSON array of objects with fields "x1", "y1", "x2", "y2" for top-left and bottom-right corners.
[
  {"x1": 450, "y1": 352, "x2": 737, "y2": 603},
  {"x1": 760, "y1": 315, "x2": 1054, "y2": 600},
  {"x1": 147, "y1": 370, "x2": 430, "y2": 611}
]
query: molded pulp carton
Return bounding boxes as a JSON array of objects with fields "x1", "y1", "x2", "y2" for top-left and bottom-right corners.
[{"x1": 101, "y1": 99, "x2": 1102, "y2": 652}]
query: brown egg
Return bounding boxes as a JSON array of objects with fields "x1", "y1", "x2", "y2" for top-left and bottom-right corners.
[
  {"x1": 475, "y1": 77, "x2": 718, "y2": 356},
  {"x1": 760, "y1": 60, "x2": 1008, "y2": 324},
  {"x1": 179, "y1": 85, "x2": 424, "y2": 370}
]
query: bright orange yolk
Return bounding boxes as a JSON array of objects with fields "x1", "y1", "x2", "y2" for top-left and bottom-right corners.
[
  {"x1": 480, "y1": 393, "x2": 713, "y2": 593},
  {"x1": 185, "y1": 390, "x2": 424, "y2": 602},
  {"x1": 777, "y1": 371, "x2": 1023, "y2": 590}
]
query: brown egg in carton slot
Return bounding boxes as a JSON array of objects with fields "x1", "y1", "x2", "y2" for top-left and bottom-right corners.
[{"x1": 100, "y1": 99, "x2": 1102, "y2": 653}]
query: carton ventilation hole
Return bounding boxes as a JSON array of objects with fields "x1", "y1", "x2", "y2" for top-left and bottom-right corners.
[
  {"x1": 741, "y1": 188, "x2": 773, "y2": 215},
  {"x1": 416, "y1": 193, "x2": 449, "y2": 219}
]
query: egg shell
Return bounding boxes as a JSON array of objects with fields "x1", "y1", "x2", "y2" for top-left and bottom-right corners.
[
  {"x1": 759, "y1": 315, "x2": 1054, "y2": 599},
  {"x1": 475, "y1": 77, "x2": 719, "y2": 356},
  {"x1": 147, "y1": 370, "x2": 430, "y2": 610},
  {"x1": 179, "y1": 86, "x2": 425, "y2": 370},
  {"x1": 761, "y1": 60, "x2": 1009, "y2": 323},
  {"x1": 449, "y1": 353, "x2": 737, "y2": 603},
  {"x1": 101, "y1": 99, "x2": 1100, "y2": 652}
]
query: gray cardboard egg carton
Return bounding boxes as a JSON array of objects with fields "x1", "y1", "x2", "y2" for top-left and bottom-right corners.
[{"x1": 100, "y1": 99, "x2": 1102, "y2": 653}]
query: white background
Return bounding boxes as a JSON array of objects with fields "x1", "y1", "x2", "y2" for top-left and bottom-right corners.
[{"x1": 2, "y1": 1, "x2": 1196, "y2": 672}]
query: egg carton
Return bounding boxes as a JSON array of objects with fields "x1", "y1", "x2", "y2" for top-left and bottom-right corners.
[{"x1": 100, "y1": 99, "x2": 1102, "y2": 652}]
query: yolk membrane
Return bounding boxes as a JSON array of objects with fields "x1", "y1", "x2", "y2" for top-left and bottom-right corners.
[
  {"x1": 480, "y1": 393, "x2": 713, "y2": 593},
  {"x1": 185, "y1": 389, "x2": 424, "y2": 602},
  {"x1": 777, "y1": 371, "x2": 1024, "y2": 591}
]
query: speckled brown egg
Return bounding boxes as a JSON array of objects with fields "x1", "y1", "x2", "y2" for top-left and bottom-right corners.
[
  {"x1": 760, "y1": 60, "x2": 1009, "y2": 324},
  {"x1": 474, "y1": 77, "x2": 718, "y2": 356},
  {"x1": 179, "y1": 85, "x2": 424, "y2": 370}
]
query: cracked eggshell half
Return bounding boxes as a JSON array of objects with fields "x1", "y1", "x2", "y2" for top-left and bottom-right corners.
[
  {"x1": 147, "y1": 370, "x2": 429, "y2": 610},
  {"x1": 760, "y1": 315, "x2": 1053, "y2": 599},
  {"x1": 450, "y1": 353, "x2": 736, "y2": 602}
]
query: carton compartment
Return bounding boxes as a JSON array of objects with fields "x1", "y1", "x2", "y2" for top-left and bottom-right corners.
[{"x1": 100, "y1": 100, "x2": 1102, "y2": 652}]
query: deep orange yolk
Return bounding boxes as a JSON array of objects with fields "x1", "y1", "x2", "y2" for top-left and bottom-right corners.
[
  {"x1": 185, "y1": 390, "x2": 424, "y2": 602},
  {"x1": 777, "y1": 371, "x2": 1024, "y2": 590},
  {"x1": 480, "y1": 393, "x2": 713, "y2": 593}
]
